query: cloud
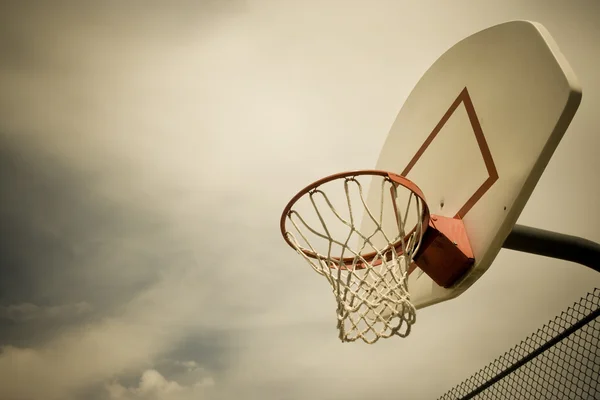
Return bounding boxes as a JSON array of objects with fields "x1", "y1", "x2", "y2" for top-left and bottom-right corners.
[
  {"x1": 0, "y1": 252, "x2": 241, "y2": 400},
  {"x1": 105, "y1": 369, "x2": 215, "y2": 400},
  {"x1": 174, "y1": 360, "x2": 200, "y2": 371},
  {"x1": 106, "y1": 370, "x2": 182, "y2": 399},
  {"x1": 0, "y1": 302, "x2": 92, "y2": 322}
]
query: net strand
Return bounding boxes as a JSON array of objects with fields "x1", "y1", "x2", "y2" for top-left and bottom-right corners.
[{"x1": 284, "y1": 175, "x2": 426, "y2": 344}]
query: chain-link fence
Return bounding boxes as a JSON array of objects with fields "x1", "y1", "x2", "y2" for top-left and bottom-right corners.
[{"x1": 437, "y1": 288, "x2": 600, "y2": 400}]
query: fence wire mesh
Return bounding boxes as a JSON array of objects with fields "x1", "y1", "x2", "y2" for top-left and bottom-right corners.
[{"x1": 438, "y1": 288, "x2": 600, "y2": 400}]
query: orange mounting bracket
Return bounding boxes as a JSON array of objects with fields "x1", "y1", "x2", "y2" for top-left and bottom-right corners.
[{"x1": 409, "y1": 215, "x2": 475, "y2": 288}]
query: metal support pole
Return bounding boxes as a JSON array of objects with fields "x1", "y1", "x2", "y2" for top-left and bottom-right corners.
[
  {"x1": 502, "y1": 224, "x2": 600, "y2": 273},
  {"x1": 456, "y1": 225, "x2": 600, "y2": 400}
]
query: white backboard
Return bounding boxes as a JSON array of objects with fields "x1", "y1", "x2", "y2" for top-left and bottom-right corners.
[{"x1": 365, "y1": 20, "x2": 582, "y2": 309}]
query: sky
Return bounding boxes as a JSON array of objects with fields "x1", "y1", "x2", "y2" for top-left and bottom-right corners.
[{"x1": 1, "y1": 1, "x2": 599, "y2": 399}]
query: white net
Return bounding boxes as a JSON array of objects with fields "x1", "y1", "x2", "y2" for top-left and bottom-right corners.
[{"x1": 282, "y1": 172, "x2": 428, "y2": 344}]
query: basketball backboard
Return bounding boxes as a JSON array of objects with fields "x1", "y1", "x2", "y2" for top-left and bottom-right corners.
[{"x1": 364, "y1": 20, "x2": 582, "y2": 309}]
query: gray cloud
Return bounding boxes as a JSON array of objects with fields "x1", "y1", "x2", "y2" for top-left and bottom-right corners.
[
  {"x1": 0, "y1": 302, "x2": 92, "y2": 322},
  {"x1": 0, "y1": 135, "x2": 163, "y2": 306},
  {"x1": 104, "y1": 368, "x2": 215, "y2": 400}
]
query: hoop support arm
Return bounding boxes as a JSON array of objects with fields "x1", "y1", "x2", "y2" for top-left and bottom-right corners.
[{"x1": 502, "y1": 224, "x2": 600, "y2": 273}]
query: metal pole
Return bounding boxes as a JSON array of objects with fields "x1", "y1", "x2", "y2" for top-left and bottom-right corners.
[
  {"x1": 502, "y1": 224, "x2": 600, "y2": 273},
  {"x1": 456, "y1": 225, "x2": 600, "y2": 400}
]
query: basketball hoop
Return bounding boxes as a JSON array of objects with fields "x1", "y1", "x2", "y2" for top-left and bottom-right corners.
[
  {"x1": 280, "y1": 170, "x2": 430, "y2": 344},
  {"x1": 279, "y1": 20, "x2": 584, "y2": 344}
]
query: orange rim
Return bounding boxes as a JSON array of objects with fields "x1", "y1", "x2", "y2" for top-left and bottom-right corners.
[{"x1": 280, "y1": 170, "x2": 430, "y2": 269}]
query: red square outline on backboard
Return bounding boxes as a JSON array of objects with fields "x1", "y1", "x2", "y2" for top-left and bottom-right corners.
[{"x1": 401, "y1": 87, "x2": 499, "y2": 218}]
